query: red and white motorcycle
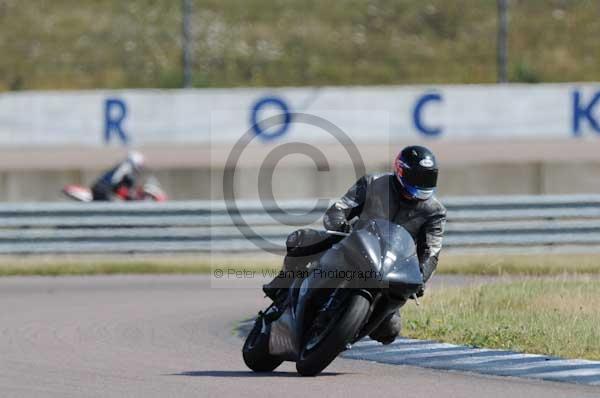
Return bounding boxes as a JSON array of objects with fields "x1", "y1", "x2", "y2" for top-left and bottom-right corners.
[{"x1": 62, "y1": 176, "x2": 168, "y2": 202}]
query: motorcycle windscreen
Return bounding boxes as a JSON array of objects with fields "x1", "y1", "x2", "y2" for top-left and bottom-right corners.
[
  {"x1": 373, "y1": 219, "x2": 423, "y2": 289},
  {"x1": 339, "y1": 219, "x2": 422, "y2": 288}
]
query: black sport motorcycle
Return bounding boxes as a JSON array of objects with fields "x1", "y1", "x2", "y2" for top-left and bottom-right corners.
[{"x1": 242, "y1": 218, "x2": 423, "y2": 376}]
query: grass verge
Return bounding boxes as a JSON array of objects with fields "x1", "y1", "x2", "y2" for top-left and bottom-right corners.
[
  {"x1": 0, "y1": 256, "x2": 280, "y2": 277},
  {"x1": 402, "y1": 279, "x2": 600, "y2": 360},
  {"x1": 3, "y1": 1, "x2": 600, "y2": 90},
  {"x1": 440, "y1": 254, "x2": 600, "y2": 276},
  {"x1": 1, "y1": 253, "x2": 599, "y2": 277}
]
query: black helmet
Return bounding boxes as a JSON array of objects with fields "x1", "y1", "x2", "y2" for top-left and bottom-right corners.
[{"x1": 393, "y1": 146, "x2": 438, "y2": 200}]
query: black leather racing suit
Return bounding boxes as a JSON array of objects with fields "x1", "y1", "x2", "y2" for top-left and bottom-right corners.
[
  {"x1": 323, "y1": 172, "x2": 446, "y2": 283},
  {"x1": 278, "y1": 172, "x2": 447, "y2": 344}
]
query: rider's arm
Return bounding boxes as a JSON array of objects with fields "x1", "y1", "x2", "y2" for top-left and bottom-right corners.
[
  {"x1": 110, "y1": 162, "x2": 135, "y2": 186},
  {"x1": 418, "y1": 208, "x2": 447, "y2": 283},
  {"x1": 323, "y1": 176, "x2": 368, "y2": 231},
  {"x1": 110, "y1": 162, "x2": 138, "y2": 199}
]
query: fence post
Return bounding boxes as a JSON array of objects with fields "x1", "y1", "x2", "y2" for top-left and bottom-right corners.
[
  {"x1": 182, "y1": 0, "x2": 193, "y2": 88},
  {"x1": 497, "y1": 0, "x2": 509, "y2": 83}
]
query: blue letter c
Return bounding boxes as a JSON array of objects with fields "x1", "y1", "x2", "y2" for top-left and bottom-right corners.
[{"x1": 413, "y1": 93, "x2": 443, "y2": 137}]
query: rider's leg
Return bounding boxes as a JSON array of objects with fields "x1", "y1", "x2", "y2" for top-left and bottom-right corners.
[
  {"x1": 369, "y1": 300, "x2": 406, "y2": 345},
  {"x1": 91, "y1": 187, "x2": 110, "y2": 201},
  {"x1": 91, "y1": 180, "x2": 111, "y2": 201},
  {"x1": 263, "y1": 229, "x2": 337, "y2": 302}
]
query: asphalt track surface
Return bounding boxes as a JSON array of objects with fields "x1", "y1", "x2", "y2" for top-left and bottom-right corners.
[{"x1": 1, "y1": 275, "x2": 599, "y2": 398}]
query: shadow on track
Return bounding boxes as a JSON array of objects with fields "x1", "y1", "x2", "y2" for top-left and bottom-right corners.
[{"x1": 170, "y1": 370, "x2": 345, "y2": 378}]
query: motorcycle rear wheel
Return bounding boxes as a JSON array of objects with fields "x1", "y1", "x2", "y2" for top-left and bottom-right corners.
[
  {"x1": 296, "y1": 294, "x2": 370, "y2": 376},
  {"x1": 242, "y1": 317, "x2": 284, "y2": 372}
]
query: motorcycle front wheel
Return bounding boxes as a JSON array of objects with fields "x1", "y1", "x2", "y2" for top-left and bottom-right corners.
[{"x1": 296, "y1": 293, "x2": 370, "y2": 376}]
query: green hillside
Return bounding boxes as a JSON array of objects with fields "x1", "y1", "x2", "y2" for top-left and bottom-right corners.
[{"x1": 1, "y1": 0, "x2": 599, "y2": 91}]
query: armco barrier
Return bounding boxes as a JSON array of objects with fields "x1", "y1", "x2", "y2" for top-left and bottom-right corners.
[{"x1": 0, "y1": 195, "x2": 600, "y2": 255}]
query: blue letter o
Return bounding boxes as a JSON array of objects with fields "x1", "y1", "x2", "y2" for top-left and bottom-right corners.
[{"x1": 250, "y1": 96, "x2": 292, "y2": 141}]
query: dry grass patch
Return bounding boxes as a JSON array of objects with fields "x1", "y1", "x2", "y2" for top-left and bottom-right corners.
[
  {"x1": 0, "y1": 255, "x2": 281, "y2": 277},
  {"x1": 1, "y1": 253, "x2": 600, "y2": 277},
  {"x1": 440, "y1": 254, "x2": 600, "y2": 276},
  {"x1": 402, "y1": 278, "x2": 600, "y2": 360}
]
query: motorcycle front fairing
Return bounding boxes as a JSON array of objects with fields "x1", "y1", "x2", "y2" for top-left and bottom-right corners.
[
  {"x1": 292, "y1": 220, "x2": 419, "y2": 348},
  {"x1": 337, "y1": 218, "x2": 423, "y2": 337},
  {"x1": 270, "y1": 219, "x2": 423, "y2": 360},
  {"x1": 340, "y1": 219, "x2": 423, "y2": 295}
]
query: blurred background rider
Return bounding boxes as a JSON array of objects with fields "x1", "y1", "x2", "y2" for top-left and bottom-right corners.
[{"x1": 91, "y1": 151, "x2": 145, "y2": 201}]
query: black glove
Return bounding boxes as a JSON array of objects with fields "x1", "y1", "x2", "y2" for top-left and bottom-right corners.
[
  {"x1": 409, "y1": 284, "x2": 425, "y2": 299},
  {"x1": 416, "y1": 284, "x2": 425, "y2": 297},
  {"x1": 324, "y1": 212, "x2": 351, "y2": 233},
  {"x1": 336, "y1": 220, "x2": 351, "y2": 233}
]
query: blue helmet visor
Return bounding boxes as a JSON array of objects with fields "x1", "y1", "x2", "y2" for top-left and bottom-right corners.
[{"x1": 400, "y1": 177, "x2": 435, "y2": 200}]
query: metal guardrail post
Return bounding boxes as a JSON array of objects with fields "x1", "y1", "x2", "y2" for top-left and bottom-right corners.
[
  {"x1": 497, "y1": 0, "x2": 509, "y2": 83},
  {"x1": 182, "y1": 0, "x2": 193, "y2": 88}
]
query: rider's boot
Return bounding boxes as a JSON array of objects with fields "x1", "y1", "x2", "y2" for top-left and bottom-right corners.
[{"x1": 369, "y1": 311, "x2": 402, "y2": 345}]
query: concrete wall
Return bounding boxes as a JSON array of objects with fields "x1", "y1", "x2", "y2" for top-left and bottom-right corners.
[
  {"x1": 2, "y1": 83, "x2": 600, "y2": 201},
  {"x1": 1, "y1": 140, "x2": 598, "y2": 201},
  {"x1": 3, "y1": 84, "x2": 600, "y2": 147},
  {"x1": 2, "y1": 161, "x2": 598, "y2": 202}
]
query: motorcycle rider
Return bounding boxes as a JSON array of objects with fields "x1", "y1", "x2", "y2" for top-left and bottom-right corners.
[
  {"x1": 263, "y1": 145, "x2": 446, "y2": 345},
  {"x1": 91, "y1": 151, "x2": 145, "y2": 201}
]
